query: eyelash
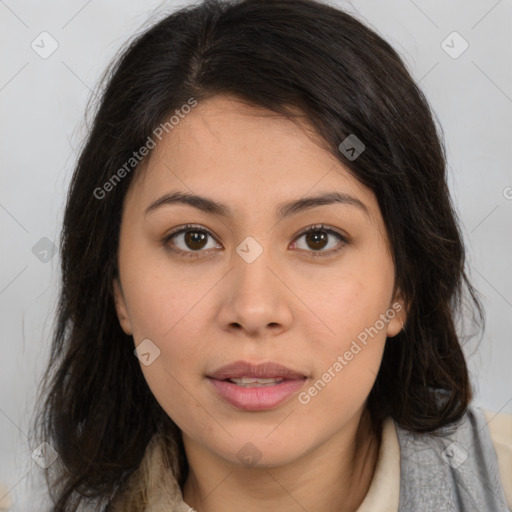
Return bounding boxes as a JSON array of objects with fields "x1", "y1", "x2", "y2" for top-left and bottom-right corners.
[{"x1": 161, "y1": 223, "x2": 349, "y2": 259}]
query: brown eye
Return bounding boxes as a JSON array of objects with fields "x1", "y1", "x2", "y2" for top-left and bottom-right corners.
[
  {"x1": 304, "y1": 230, "x2": 329, "y2": 250},
  {"x1": 183, "y1": 230, "x2": 208, "y2": 250},
  {"x1": 292, "y1": 225, "x2": 348, "y2": 256},
  {"x1": 163, "y1": 225, "x2": 221, "y2": 257}
]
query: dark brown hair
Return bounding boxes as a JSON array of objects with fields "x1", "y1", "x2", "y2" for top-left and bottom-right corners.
[{"x1": 31, "y1": 0, "x2": 483, "y2": 509}]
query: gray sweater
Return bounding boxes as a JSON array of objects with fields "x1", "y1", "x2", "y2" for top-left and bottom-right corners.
[{"x1": 397, "y1": 405, "x2": 510, "y2": 511}]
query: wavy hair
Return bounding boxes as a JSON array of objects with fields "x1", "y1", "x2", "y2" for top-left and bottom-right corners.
[{"x1": 31, "y1": 0, "x2": 483, "y2": 509}]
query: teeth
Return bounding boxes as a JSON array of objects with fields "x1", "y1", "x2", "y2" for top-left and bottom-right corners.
[{"x1": 229, "y1": 376, "x2": 284, "y2": 387}]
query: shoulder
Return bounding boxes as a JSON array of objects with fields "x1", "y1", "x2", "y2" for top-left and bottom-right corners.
[
  {"x1": 394, "y1": 404, "x2": 511, "y2": 511},
  {"x1": 484, "y1": 408, "x2": 512, "y2": 509}
]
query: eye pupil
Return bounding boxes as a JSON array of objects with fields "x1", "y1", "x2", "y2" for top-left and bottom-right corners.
[
  {"x1": 185, "y1": 230, "x2": 208, "y2": 250},
  {"x1": 306, "y1": 230, "x2": 328, "y2": 250}
]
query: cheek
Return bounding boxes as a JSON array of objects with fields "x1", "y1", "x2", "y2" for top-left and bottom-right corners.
[
  {"x1": 299, "y1": 255, "x2": 394, "y2": 347},
  {"x1": 299, "y1": 284, "x2": 389, "y2": 417},
  {"x1": 120, "y1": 248, "x2": 214, "y2": 341},
  {"x1": 140, "y1": 361, "x2": 210, "y2": 437},
  {"x1": 121, "y1": 258, "x2": 214, "y2": 413},
  {"x1": 296, "y1": 252, "x2": 393, "y2": 405}
]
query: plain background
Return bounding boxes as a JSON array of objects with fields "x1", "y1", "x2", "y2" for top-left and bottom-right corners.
[{"x1": 1, "y1": 0, "x2": 511, "y2": 509}]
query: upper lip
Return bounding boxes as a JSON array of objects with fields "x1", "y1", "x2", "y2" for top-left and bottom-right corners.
[{"x1": 207, "y1": 360, "x2": 307, "y2": 380}]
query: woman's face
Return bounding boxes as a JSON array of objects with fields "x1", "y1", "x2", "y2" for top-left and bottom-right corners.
[{"x1": 113, "y1": 94, "x2": 405, "y2": 467}]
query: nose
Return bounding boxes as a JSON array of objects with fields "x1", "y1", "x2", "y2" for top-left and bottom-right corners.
[{"x1": 216, "y1": 239, "x2": 293, "y2": 338}]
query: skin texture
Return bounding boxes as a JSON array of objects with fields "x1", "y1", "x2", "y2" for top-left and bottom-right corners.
[{"x1": 113, "y1": 94, "x2": 407, "y2": 512}]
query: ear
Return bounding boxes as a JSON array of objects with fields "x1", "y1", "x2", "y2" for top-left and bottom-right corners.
[
  {"x1": 385, "y1": 288, "x2": 408, "y2": 338},
  {"x1": 113, "y1": 277, "x2": 133, "y2": 335}
]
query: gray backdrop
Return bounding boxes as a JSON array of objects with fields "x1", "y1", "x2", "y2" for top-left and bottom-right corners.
[{"x1": 1, "y1": 0, "x2": 511, "y2": 510}]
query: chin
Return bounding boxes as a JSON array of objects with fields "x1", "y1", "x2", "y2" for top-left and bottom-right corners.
[{"x1": 207, "y1": 431, "x2": 309, "y2": 469}]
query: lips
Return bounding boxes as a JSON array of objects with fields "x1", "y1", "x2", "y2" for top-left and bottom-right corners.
[
  {"x1": 206, "y1": 360, "x2": 307, "y2": 411},
  {"x1": 207, "y1": 377, "x2": 306, "y2": 411},
  {"x1": 207, "y1": 360, "x2": 307, "y2": 381}
]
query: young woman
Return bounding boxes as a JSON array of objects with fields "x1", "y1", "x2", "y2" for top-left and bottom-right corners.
[{"x1": 31, "y1": 0, "x2": 512, "y2": 511}]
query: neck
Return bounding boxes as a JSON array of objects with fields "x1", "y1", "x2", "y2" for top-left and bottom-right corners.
[{"x1": 181, "y1": 407, "x2": 381, "y2": 512}]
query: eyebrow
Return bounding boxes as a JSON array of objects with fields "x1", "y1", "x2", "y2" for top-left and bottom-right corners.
[{"x1": 145, "y1": 190, "x2": 370, "y2": 221}]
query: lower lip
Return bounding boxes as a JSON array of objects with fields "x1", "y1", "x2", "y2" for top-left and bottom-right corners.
[{"x1": 207, "y1": 377, "x2": 307, "y2": 411}]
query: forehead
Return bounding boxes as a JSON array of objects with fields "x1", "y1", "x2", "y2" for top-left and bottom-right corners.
[{"x1": 125, "y1": 94, "x2": 378, "y2": 221}]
